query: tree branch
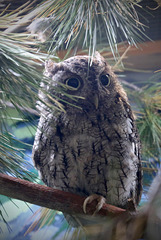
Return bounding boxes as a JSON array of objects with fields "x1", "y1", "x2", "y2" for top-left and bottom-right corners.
[
  {"x1": 0, "y1": 173, "x2": 150, "y2": 239},
  {"x1": 0, "y1": 173, "x2": 125, "y2": 217}
]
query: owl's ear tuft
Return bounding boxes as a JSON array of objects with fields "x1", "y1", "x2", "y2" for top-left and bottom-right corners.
[
  {"x1": 94, "y1": 51, "x2": 105, "y2": 61},
  {"x1": 45, "y1": 60, "x2": 56, "y2": 72}
]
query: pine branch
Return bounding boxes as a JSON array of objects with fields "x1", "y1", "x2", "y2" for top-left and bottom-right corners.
[
  {"x1": 0, "y1": 173, "x2": 150, "y2": 239},
  {"x1": 0, "y1": 173, "x2": 125, "y2": 217}
]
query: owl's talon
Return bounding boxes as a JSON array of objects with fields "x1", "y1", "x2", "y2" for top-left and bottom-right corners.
[
  {"x1": 83, "y1": 196, "x2": 93, "y2": 214},
  {"x1": 83, "y1": 194, "x2": 106, "y2": 215}
]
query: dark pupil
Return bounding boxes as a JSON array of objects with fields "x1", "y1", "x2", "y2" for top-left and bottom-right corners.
[
  {"x1": 100, "y1": 75, "x2": 109, "y2": 86},
  {"x1": 67, "y1": 78, "x2": 79, "y2": 88}
]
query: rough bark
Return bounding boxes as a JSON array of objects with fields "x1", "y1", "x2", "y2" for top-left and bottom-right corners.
[
  {"x1": 0, "y1": 173, "x2": 150, "y2": 239},
  {"x1": 0, "y1": 173, "x2": 125, "y2": 217}
]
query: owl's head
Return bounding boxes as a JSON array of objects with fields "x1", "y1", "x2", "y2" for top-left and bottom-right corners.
[{"x1": 40, "y1": 52, "x2": 127, "y2": 114}]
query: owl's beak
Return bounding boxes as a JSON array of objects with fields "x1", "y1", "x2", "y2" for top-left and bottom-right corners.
[{"x1": 93, "y1": 94, "x2": 99, "y2": 109}]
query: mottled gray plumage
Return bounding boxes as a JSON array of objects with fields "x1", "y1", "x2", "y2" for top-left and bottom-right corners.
[{"x1": 32, "y1": 53, "x2": 142, "y2": 227}]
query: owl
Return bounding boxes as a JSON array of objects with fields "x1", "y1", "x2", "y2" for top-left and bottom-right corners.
[{"x1": 32, "y1": 53, "x2": 142, "y2": 227}]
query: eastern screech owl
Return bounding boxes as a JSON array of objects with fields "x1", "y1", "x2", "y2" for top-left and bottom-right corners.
[{"x1": 32, "y1": 53, "x2": 142, "y2": 227}]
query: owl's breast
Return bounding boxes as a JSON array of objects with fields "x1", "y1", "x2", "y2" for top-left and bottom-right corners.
[{"x1": 45, "y1": 110, "x2": 139, "y2": 208}]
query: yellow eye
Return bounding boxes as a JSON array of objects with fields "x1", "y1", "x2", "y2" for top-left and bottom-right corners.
[
  {"x1": 100, "y1": 74, "x2": 110, "y2": 86},
  {"x1": 66, "y1": 77, "x2": 81, "y2": 90}
]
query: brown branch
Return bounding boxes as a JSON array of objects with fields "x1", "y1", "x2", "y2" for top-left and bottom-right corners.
[
  {"x1": 0, "y1": 173, "x2": 125, "y2": 217},
  {"x1": 0, "y1": 173, "x2": 150, "y2": 239}
]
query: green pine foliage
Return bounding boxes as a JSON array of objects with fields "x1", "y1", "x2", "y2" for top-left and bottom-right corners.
[{"x1": 26, "y1": 0, "x2": 146, "y2": 57}]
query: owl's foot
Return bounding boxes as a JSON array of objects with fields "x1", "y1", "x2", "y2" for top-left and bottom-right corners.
[{"x1": 83, "y1": 194, "x2": 106, "y2": 215}]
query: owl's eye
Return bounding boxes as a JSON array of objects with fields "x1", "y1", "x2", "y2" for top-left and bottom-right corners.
[
  {"x1": 100, "y1": 74, "x2": 110, "y2": 87},
  {"x1": 66, "y1": 77, "x2": 81, "y2": 90}
]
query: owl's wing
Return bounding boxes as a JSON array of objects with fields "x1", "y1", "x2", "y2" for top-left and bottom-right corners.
[
  {"x1": 121, "y1": 96, "x2": 142, "y2": 205},
  {"x1": 32, "y1": 115, "x2": 56, "y2": 185}
]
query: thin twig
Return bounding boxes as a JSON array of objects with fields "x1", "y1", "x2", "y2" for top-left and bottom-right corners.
[
  {"x1": 120, "y1": 79, "x2": 142, "y2": 92},
  {"x1": 1, "y1": 101, "x2": 39, "y2": 116},
  {"x1": 114, "y1": 46, "x2": 131, "y2": 70}
]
